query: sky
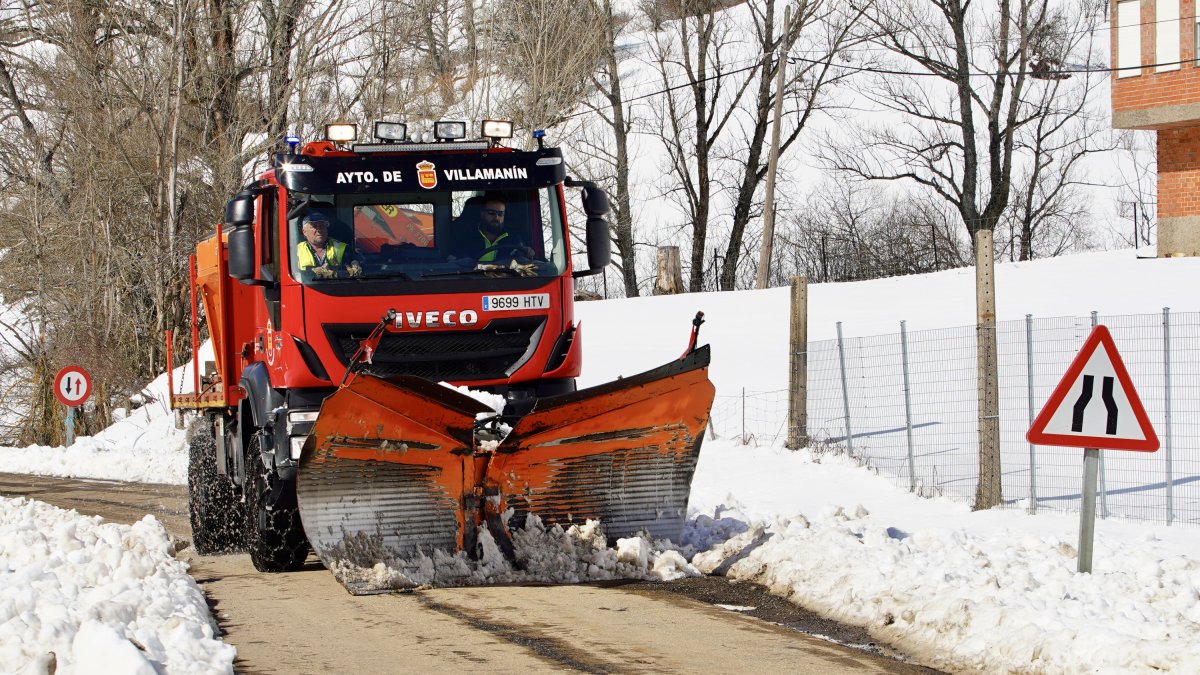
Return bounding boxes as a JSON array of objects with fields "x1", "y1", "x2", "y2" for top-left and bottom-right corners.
[{"x1": 2, "y1": 249, "x2": 1200, "y2": 673}]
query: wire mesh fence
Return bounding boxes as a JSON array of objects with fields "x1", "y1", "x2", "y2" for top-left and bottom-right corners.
[{"x1": 706, "y1": 309, "x2": 1200, "y2": 526}]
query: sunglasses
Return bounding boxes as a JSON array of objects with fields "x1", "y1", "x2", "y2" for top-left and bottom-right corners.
[
  {"x1": 483, "y1": 209, "x2": 506, "y2": 217},
  {"x1": 305, "y1": 220, "x2": 330, "y2": 228}
]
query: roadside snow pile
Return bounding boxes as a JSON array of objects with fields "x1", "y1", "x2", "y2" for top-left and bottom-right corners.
[
  {"x1": 0, "y1": 400, "x2": 186, "y2": 484},
  {"x1": 332, "y1": 515, "x2": 698, "y2": 592},
  {"x1": 0, "y1": 344, "x2": 208, "y2": 485},
  {"x1": 0, "y1": 497, "x2": 234, "y2": 674},
  {"x1": 685, "y1": 442, "x2": 1200, "y2": 674}
]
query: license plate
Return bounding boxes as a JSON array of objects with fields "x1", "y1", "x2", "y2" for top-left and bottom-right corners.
[{"x1": 482, "y1": 293, "x2": 550, "y2": 311}]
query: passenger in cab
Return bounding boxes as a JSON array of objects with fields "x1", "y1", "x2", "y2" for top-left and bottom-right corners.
[{"x1": 452, "y1": 192, "x2": 536, "y2": 261}]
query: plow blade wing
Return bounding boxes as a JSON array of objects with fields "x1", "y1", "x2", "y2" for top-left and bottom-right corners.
[
  {"x1": 492, "y1": 345, "x2": 714, "y2": 542},
  {"x1": 296, "y1": 376, "x2": 492, "y2": 591}
]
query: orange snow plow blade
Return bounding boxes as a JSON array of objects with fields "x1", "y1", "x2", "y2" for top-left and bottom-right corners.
[{"x1": 295, "y1": 346, "x2": 714, "y2": 593}]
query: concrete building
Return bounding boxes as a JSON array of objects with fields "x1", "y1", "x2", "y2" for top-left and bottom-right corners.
[{"x1": 1111, "y1": 0, "x2": 1200, "y2": 255}]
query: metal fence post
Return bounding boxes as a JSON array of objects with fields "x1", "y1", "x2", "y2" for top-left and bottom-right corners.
[
  {"x1": 1026, "y1": 314, "x2": 1037, "y2": 514},
  {"x1": 741, "y1": 387, "x2": 746, "y2": 445},
  {"x1": 900, "y1": 320, "x2": 916, "y2": 491},
  {"x1": 1091, "y1": 310, "x2": 1109, "y2": 518},
  {"x1": 1164, "y1": 307, "x2": 1175, "y2": 525},
  {"x1": 836, "y1": 321, "x2": 854, "y2": 455}
]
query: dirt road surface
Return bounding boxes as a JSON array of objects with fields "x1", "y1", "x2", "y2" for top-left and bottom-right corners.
[{"x1": 1, "y1": 473, "x2": 940, "y2": 674}]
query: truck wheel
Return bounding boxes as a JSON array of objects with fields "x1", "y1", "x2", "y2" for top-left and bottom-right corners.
[
  {"x1": 244, "y1": 438, "x2": 309, "y2": 572},
  {"x1": 187, "y1": 417, "x2": 244, "y2": 554}
]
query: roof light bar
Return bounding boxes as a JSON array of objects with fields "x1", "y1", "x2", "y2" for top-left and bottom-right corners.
[
  {"x1": 374, "y1": 121, "x2": 406, "y2": 142},
  {"x1": 434, "y1": 120, "x2": 467, "y2": 140},
  {"x1": 325, "y1": 123, "x2": 358, "y2": 143},
  {"x1": 481, "y1": 120, "x2": 514, "y2": 139}
]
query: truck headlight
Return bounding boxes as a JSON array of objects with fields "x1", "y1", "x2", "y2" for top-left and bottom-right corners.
[
  {"x1": 325, "y1": 123, "x2": 357, "y2": 143},
  {"x1": 287, "y1": 410, "x2": 319, "y2": 435},
  {"x1": 434, "y1": 120, "x2": 467, "y2": 140},
  {"x1": 481, "y1": 120, "x2": 513, "y2": 139},
  {"x1": 374, "y1": 121, "x2": 406, "y2": 142},
  {"x1": 290, "y1": 436, "x2": 306, "y2": 460}
]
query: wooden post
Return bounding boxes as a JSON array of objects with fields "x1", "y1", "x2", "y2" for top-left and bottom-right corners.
[
  {"x1": 787, "y1": 276, "x2": 808, "y2": 448},
  {"x1": 975, "y1": 228, "x2": 1002, "y2": 509},
  {"x1": 755, "y1": 4, "x2": 793, "y2": 290},
  {"x1": 655, "y1": 246, "x2": 684, "y2": 295}
]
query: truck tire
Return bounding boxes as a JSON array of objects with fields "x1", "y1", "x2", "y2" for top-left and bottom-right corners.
[
  {"x1": 244, "y1": 437, "x2": 309, "y2": 572},
  {"x1": 187, "y1": 417, "x2": 244, "y2": 554}
]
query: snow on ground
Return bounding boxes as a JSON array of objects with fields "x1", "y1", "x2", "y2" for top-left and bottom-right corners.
[
  {"x1": 2, "y1": 249, "x2": 1200, "y2": 672},
  {"x1": 687, "y1": 440, "x2": 1200, "y2": 673},
  {"x1": 0, "y1": 497, "x2": 234, "y2": 674}
]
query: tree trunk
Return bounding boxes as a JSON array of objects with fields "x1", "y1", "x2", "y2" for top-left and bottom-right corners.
[{"x1": 655, "y1": 246, "x2": 685, "y2": 295}]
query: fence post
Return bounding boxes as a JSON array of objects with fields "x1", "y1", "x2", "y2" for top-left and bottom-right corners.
[
  {"x1": 787, "y1": 276, "x2": 809, "y2": 449},
  {"x1": 836, "y1": 321, "x2": 854, "y2": 454},
  {"x1": 900, "y1": 320, "x2": 916, "y2": 491},
  {"x1": 1091, "y1": 311, "x2": 1109, "y2": 518},
  {"x1": 1164, "y1": 307, "x2": 1175, "y2": 525},
  {"x1": 741, "y1": 387, "x2": 746, "y2": 445},
  {"x1": 1026, "y1": 314, "x2": 1038, "y2": 514}
]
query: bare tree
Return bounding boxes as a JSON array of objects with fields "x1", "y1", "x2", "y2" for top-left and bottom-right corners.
[
  {"x1": 647, "y1": 0, "x2": 754, "y2": 291},
  {"x1": 715, "y1": 0, "x2": 866, "y2": 290},
  {"x1": 494, "y1": 0, "x2": 607, "y2": 132},
  {"x1": 828, "y1": 0, "x2": 1107, "y2": 248},
  {"x1": 773, "y1": 181, "x2": 966, "y2": 284},
  {"x1": 567, "y1": 0, "x2": 643, "y2": 297}
]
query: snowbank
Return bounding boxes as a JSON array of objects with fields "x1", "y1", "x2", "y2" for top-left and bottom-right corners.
[{"x1": 0, "y1": 497, "x2": 234, "y2": 674}]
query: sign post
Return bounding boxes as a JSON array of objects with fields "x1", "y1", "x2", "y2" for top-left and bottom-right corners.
[
  {"x1": 53, "y1": 365, "x2": 92, "y2": 446},
  {"x1": 1026, "y1": 325, "x2": 1158, "y2": 573}
]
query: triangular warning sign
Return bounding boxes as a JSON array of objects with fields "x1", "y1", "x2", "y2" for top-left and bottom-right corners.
[{"x1": 1027, "y1": 325, "x2": 1159, "y2": 452}]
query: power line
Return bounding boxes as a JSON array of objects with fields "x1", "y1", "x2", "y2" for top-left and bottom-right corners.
[{"x1": 789, "y1": 52, "x2": 1189, "y2": 78}]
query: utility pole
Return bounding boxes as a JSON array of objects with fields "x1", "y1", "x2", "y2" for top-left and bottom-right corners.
[
  {"x1": 975, "y1": 227, "x2": 1002, "y2": 509},
  {"x1": 755, "y1": 4, "x2": 792, "y2": 290}
]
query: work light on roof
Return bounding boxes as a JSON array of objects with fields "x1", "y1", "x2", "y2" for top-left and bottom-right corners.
[
  {"x1": 325, "y1": 123, "x2": 357, "y2": 143},
  {"x1": 434, "y1": 120, "x2": 467, "y2": 140},
  {"x1": 481, "y1": 120, "x2": 514, "y2": 140},
  {"x1": 374, "y1": 121, "x2": 406, "y2": 142}
]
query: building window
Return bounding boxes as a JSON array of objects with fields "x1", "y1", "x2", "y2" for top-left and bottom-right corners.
[
  {"x1": 1117, "y1": 1, "x2": 1141, "y2": 77},
  {"x1": 1157, "y1": 0, "x2": 1180, "y2": 71}
]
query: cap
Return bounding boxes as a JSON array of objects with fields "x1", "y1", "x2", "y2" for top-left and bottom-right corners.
[{"x1": 302, "y1": 211, "x2": 332, "y2": 226}]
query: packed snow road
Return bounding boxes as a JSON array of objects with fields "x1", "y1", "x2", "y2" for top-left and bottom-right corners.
[{"x1": 1, "y1": 472, "x2": 938, "y2": 674}]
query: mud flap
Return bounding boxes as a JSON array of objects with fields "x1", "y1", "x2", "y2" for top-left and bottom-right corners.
[{"x1": 296, "y1": 347, "x2": 714, "y2": 593}]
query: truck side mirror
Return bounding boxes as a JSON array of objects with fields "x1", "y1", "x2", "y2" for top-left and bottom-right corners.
[
  {"x1": 581, "y1": 186, "x2": 610, "y2": 217},
  {"x1": 586, "y1": 216, "x2": 611, "y2": 270},
  {"x1": 226, "y1": 193, "x2": 256, "y2": 280}
]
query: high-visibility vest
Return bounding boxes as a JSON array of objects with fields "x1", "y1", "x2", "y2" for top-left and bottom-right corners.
[
  {"x1": 297, "y1": 240, "x2": 346, "y2": 269},
  {"x1": 478, "y1": 230, "x2": 509, "y2": 262}
]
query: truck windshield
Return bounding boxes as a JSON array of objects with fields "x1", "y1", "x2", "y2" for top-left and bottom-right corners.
[{"x1": 286, "y1": 187, "x2": 568, "y2": 283}]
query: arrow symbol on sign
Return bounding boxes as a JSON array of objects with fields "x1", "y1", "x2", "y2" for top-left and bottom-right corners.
[{"x1": 1071, "y1": 374, "x2": 1118, "y2": 435}]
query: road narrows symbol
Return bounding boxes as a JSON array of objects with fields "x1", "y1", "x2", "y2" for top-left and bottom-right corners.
[
  {"x1": 1071, "y1": 375, "x2": 1093, "y2": 432},
  {"x1": 1102, "y1": 377, "x2": 1118, "y2": 435},
  {"x1": 1070, "y1": 375, "x2": 1118, "y2": 435}
]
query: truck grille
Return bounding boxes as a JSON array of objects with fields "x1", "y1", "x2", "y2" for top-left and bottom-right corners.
[{"x1": 324, "y1": 317, "x2": 545, "y2": 381}]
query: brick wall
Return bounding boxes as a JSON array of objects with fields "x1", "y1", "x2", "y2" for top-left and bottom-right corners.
[{"x1": 1159, "y1": 127, "x2": 1200, "y2": 217}]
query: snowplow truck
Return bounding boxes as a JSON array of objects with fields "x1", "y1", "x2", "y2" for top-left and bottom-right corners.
[{"x1": 169, "y1": 121, "x2": 715, "y2": 593}]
